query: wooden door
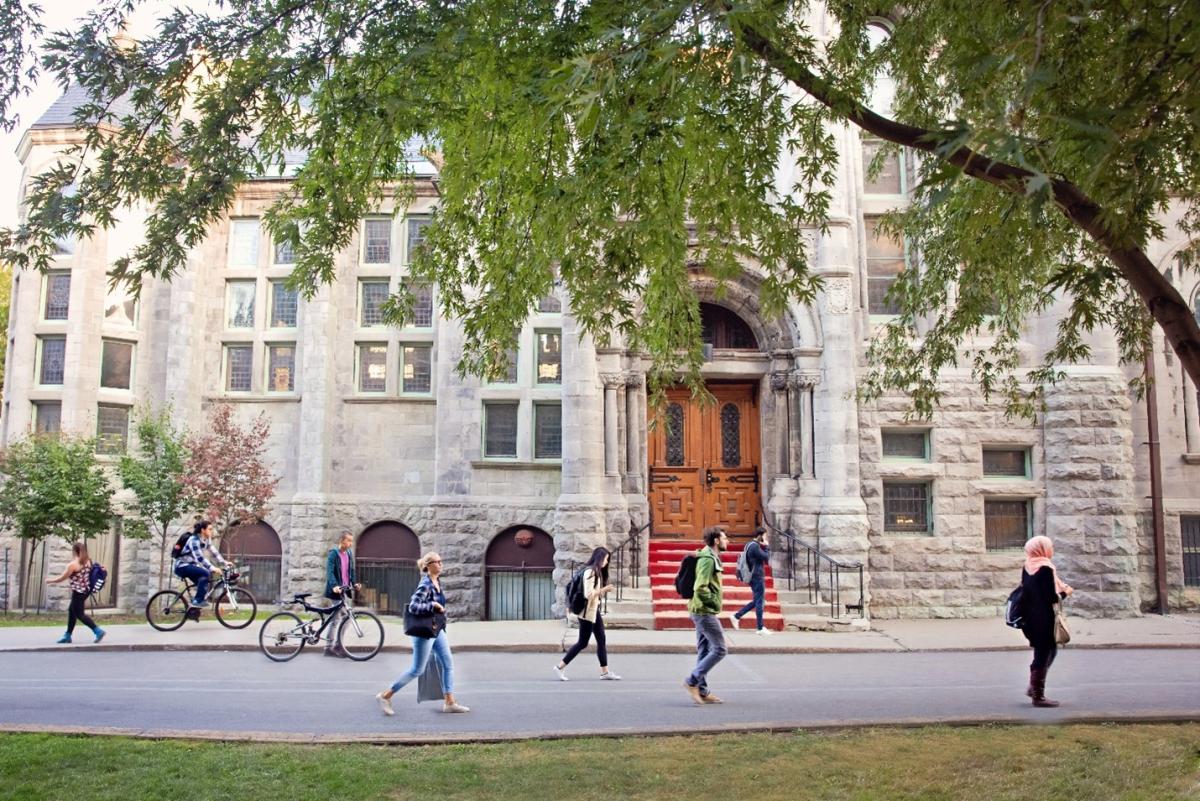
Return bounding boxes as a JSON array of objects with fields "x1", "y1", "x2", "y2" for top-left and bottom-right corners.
[
  {"x1": 647, "y1": 389, "x2": 706, "y2": 539},
  {"x1": 647, "y1": 384, "x2": 761, "y2": 538}
]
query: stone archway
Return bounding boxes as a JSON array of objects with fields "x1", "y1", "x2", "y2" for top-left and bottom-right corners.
[
  {"x1": 484, "y1": 526, "x2": 555, "y2": 620},
  {"x1": 223, "y1": 521, "x2": 283, "y2": 603},
  {"x1": 356, "y1": 521, "x2": 421, "y2": 615}
]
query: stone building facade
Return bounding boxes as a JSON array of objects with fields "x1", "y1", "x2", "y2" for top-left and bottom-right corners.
[{"x1": 3, "y1": 24, "x2": 1199, "y2": 622}]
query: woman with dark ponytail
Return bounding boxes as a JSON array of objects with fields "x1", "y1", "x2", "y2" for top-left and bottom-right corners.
[{"x1": 554, "y1": 547, "x2": 620, "y2": 681}]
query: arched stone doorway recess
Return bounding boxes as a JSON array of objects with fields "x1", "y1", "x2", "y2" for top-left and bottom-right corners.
[
  {"x1": 356, "y1": 521, "x2": 421, "y2": 615},
  {"x1": 484, "y1": 526, "x2": 556, "y2": 620},
  {"x1": 222, "y1": 521, "x2": 283, "y2": 603}
]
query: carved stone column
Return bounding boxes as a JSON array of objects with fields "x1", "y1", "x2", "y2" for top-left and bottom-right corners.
[
  {"x1": 792, "y1": 369, "x2": 822, "y2": 479},
  {"x1": 625, "y1": 372, "x2": 644, "y2": 491},
  {"x1": 601, "y1": 372, "x2": 624, "y2": 476},
  {"x1": 770, "y1": 371, "x2": 791, "y2": 477}
]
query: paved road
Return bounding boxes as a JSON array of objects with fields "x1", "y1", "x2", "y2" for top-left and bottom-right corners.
[{"x1": 1, "y1": 649, "x2": 1197, "y2": 741}]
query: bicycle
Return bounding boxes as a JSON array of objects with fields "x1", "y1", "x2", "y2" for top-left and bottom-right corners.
[
  {"x1": 258, "y1": 587, "x2": 385, "y2": 662},
  {"x1": 145, "y1": 566, "x2": 258, "y2": 632}
]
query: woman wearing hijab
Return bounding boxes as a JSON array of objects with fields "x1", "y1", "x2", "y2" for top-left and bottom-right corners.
[
  {"x1": 554, "y1": 547, "x2": 620, "y2": 681},
  {"x1": 1021, "y1": 535, "x2": 1073, "y2": 707}
]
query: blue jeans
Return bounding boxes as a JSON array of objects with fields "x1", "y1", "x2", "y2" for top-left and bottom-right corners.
[
  {"x1": 686, "y1": 614, "x2": 727, "y2": 696},
  {"x1": 390, "y1": 630, "x2": 454, "y2": 694},
  {"x1": 175, "y1": 564, "x2": 211, "y2": 605},
  {"x1": 735, "y1": 577, "x2": 765, "y2": 629}
]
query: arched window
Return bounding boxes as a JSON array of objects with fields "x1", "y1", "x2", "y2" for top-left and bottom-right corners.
[
  {"x1": 223, "y1": 521, "x2": 283, "y2": 603},
  {"x1": 356, "y1": 521, "x2": 421, "y2": 615},
  {"x1": 699, "y1": 303, "x2": 758, "y2": 350},
  {"x1": 484, "y1": 526, "x2": 555, "y2": 620}
]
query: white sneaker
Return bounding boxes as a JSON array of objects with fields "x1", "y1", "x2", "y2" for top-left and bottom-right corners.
[
  {"x1": 755, "y1": 628, "x2": 774, "y2": 637},
  {"x1": 729, "y1": 613, "x2": 741, "y2": 630},
  {"x1": 600, "y1": 671, "x2": 622, "y2": 680},
  {"x1": 376, "y1": 692, "x2": 394, "y2": 716},
  {"x1": 553, "y1": 664, "x2": 569, "y2": 681}
]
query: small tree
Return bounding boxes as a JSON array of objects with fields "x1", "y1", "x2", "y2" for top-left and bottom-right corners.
[
  {"x1": 182, "y1": 404, "x2": 280, "y2": 547},
  {"x1": 0, "y1": 434, "x2": 115, "y2": 612},
  {"x1": 118, "y1": 405, "x2": 197, "y2": 590}
]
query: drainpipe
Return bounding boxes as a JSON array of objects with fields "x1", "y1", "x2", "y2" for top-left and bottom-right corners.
[{"x1": 1144, "y1": 345, "x2": 1169, "y2": 614}]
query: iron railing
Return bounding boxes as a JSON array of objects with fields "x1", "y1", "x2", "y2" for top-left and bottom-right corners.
[
  {"x1": 602, "y1": 519, "x2": 649, "y2": 614},
  {"x1": 486, "y1": 566, "x2": 555, "y2": 620},
  {"x1": 233, "y1": 555, "x2": 282, "y2": 605},
  {"x1": 760, "y1": 518, "x2": 865, "y2": 619},
  {"x1": 356, "y1": 558, "x2": 421, "y2": 615}
]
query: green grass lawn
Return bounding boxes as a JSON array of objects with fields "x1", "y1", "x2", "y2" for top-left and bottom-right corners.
[{"x1": 0, "y1": 724, "x2": 1196, "y2": 801}]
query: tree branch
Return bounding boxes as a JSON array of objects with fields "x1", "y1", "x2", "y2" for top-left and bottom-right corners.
[{"x1": 727, "y1": 10, "x2": 1200, "y2": 388}]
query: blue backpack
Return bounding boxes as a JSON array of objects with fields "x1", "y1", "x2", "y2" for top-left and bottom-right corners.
[{"x1": 88, "y1": 562, "x2": 108, "y2": 596}]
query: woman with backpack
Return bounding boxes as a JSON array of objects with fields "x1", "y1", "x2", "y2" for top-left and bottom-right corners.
[
  {"x1": 1021, "y1": 535, "x2": 1073, "y2": 707},
  {"x1": 554, "y1": 547, "x2": 620, "y2": 681},
  {"x1": 375, "y1": 552, "x2": 470, "y2": 715},
  {"x1": 46, "y1": 541, "x2": 106, "y2": 644}
]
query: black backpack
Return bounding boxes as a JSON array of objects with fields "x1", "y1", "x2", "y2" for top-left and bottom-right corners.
[
  {"x1": 674, "y1": 553, "x2": 699, "y2": 599},
  {"x1": 566, "y1": 569, "x2": 588, "y2": 615},
  {"x1": 170, "y1": 532, "x2": 192, "y2": 560},
  {"x1": 1004, "y1": 585, "x2": 1025, "y2": 629}
]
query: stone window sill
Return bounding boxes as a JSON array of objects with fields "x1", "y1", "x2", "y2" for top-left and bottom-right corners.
[
  {"x1": 205, "y1": 394, "x2": 301, "y2": 403},
  {"x1": 1183, "y1": 453, "x2": 1200, "y2": 465},
  {"x1": 471, "y1": 460, "x2": 562, "y2": 471},
  {"x1": 343, "y1": 395, "x2": 436, "y2": 404}
]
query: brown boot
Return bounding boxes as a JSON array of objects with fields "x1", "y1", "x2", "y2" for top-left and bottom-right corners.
[
  {"x1": 1026, "y1": 668, "x2": 1036, "y2": 698},
  {"x1": 1031, "y1": 668, "x2": 1059, "y2": 708}
]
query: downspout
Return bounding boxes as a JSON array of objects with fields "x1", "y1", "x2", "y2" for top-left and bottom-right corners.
[{"x1": 1144, "y1": 345, "x2": 1169, "y2": 614}]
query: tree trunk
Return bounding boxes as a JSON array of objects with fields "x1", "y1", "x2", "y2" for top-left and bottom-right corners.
[
  {"x1": 728, "y1": 13, "x2": 1200, "y2": 388},
  {"x1": 158, "y1": 526, "x2": 168, "y2": 591}
]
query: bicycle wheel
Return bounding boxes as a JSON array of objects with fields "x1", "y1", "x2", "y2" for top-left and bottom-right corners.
[
  {"x1": 338, "y1": 610, "x2": 385, "y2": 661},
  {"x1": 146, "y1": 590, "x2": 188, "y2": 632},
  {"x1": 259, "y1": 612, "x2": 307, "y2": 662},
  {"x1": 214, "y1": 587, "x2": 258, "y2": 629}
]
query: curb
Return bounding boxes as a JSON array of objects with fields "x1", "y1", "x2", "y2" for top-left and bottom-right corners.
[
  {"x1": 1, "y1": 714, "x2": 1197, "y2": 745},
  {"x1": 2, "y1": 643, "x2": 1198, "y2": 655}
]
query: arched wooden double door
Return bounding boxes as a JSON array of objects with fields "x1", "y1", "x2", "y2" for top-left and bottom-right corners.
[{"x1": 648, "y1": 384, "x2": 761, "y2": 539}]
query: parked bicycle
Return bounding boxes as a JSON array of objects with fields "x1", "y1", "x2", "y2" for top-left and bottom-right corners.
[
  {"x1": 145, "y1": 566, "x2": 258, "y2": 631},
  {"x1": 259, "y1": 587, "x2": 385, "y2": 662}
]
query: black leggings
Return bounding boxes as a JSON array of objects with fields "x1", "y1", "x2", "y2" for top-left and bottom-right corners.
[
  {"x1": 1030, "y1": 639, "x2": 1057, "y2": 671},
  {"x1": 67, "y1": 591, "x2": 97, "y2": 635},
  {"x1": 562, "y1": 612, "x2": 607, "y2": 668}
]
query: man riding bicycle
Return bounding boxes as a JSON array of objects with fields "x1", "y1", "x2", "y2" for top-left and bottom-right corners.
[{"x1": 175, "y1": 520, "x2": 232, "y2": 609}]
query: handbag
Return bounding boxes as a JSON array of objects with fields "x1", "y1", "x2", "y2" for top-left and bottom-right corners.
[
  {"x1": 416, "y1": 657, "x2": 443, "y2": 703},
  {"x1": 404, "y1": 608, "x2": 447, "y2": 639},
  {"x1": 1053, "y1": 602, "x2": 1071, "y2": 645}
]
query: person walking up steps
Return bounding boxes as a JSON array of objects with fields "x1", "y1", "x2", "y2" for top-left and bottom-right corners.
[
  {"x1": 685, "y1": 527, "x2": 729, "y2": 705},
  {"x1": 1021, "y1": 535, "x2": 1074, "y2": 708},
  {"x1": 555, "y1": 547, "x2": 621, "y2": 682},
  {"x1": 375, "y1": 552, "x2": 469, "y2": 715},
  {"x1": 46, "y1": 542, "x2": 105, "y2": 644},
  {"x1": 730, "y1": 527, "x2": 771, "y2": 636}
]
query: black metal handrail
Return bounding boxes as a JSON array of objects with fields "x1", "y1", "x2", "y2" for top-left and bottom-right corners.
[
  {"x1": 604, "y1": 519, "x2": 649, "y2": 613},
  {"x1": 759, "y1": 517, "x2": 865, "y2": 619}
]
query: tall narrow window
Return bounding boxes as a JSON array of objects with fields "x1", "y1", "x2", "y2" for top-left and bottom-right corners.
[
  {"x1": 483, "y1": 402, "x2": 519, "y2": 458},
  {"x1": 266, "y1": 345, "x2": 296, "y2": 393},
  {"x1": 360, "y1": 280, "x2": 389, "y2": 326},
  {"x1": 224, "y1": 345, "x2": 252, "y2": 392},
  {"x1": 536, "y1": 330, "x2": 562, "y2": 384},
  {"x1": 356, "y1": 343, "x2": 388, "y2": 393},
  {"x1": 400, "y1": 344, "x2": 432, "y2": 394},
  {"x1": 228, "y1": 219, "x2": 260, "y2": 267},
  {"x1": 226, "y1": 281, "x2": 256, "y2": 329},
  {"x1": 37, "y1": 336, "x2": 66, "y2": 385},
  {"x1": 269, "y1": 280, "x2": 299, "y2": 328},
  {"x1": 407, "y1": 282, "x2": 434, "y2": 328},
  {"x1": 363, "y1": 219, "x2": 392, "y2": 264},
  {"x1": 273, "y1": 236, "x2": 296, "y2": 265},
  {"x1": 406, "y1": 217, "x2": 429, "y2": 261},
  {"x1": 665, "y1": 403, "x2": 685, "y2": 467},
  {"x1": 720, "y1": 403, "x2": 741, "y2": 467},
  {"x1": 866, "y1": 216, "x2": 905, "y2": 315},
  {"x1": 33, "y1": 401, "x2": 61, "y2": 435},
  {"x1": 534, "y1": 403, "x2": 562, "y2": 459},
  {"x1": 43, "y1": 272, "x2": 71, "y2": 320},
  {"x1": 100, "y1": 339, "x2": 134, "y2": 390},
  {"x1": 1182, "y1": 515, "x2": 1200, "y2": 587},
  {"x1": 96, "y1": 405, "x2": 130, "y2": 455},
  {"x1": 862, "y1": 138, "x2": 903, "y2": 195}
]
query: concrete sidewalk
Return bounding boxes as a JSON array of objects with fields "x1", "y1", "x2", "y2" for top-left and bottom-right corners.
[{"x1": 3, "y1": 612, "x2": 1198, "y2": 654}]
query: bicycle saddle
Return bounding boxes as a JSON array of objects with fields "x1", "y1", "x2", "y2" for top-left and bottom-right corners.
[{"x1": 292, "y1": 592, "x2": 313, "y2": 601}]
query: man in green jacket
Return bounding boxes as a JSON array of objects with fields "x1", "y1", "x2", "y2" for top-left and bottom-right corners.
[{"x1": 685, "y1": 526, "x2": 729, "y2": 705}]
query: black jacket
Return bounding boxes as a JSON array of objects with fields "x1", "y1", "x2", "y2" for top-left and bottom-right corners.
[{"x1": 1021, "y1": 566, "x2": 1065, "y2": 645}]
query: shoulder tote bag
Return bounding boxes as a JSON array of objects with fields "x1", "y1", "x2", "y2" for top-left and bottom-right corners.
[{"x1": 1053, "y1": 602, "x2": 1071, "y2": 646}]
